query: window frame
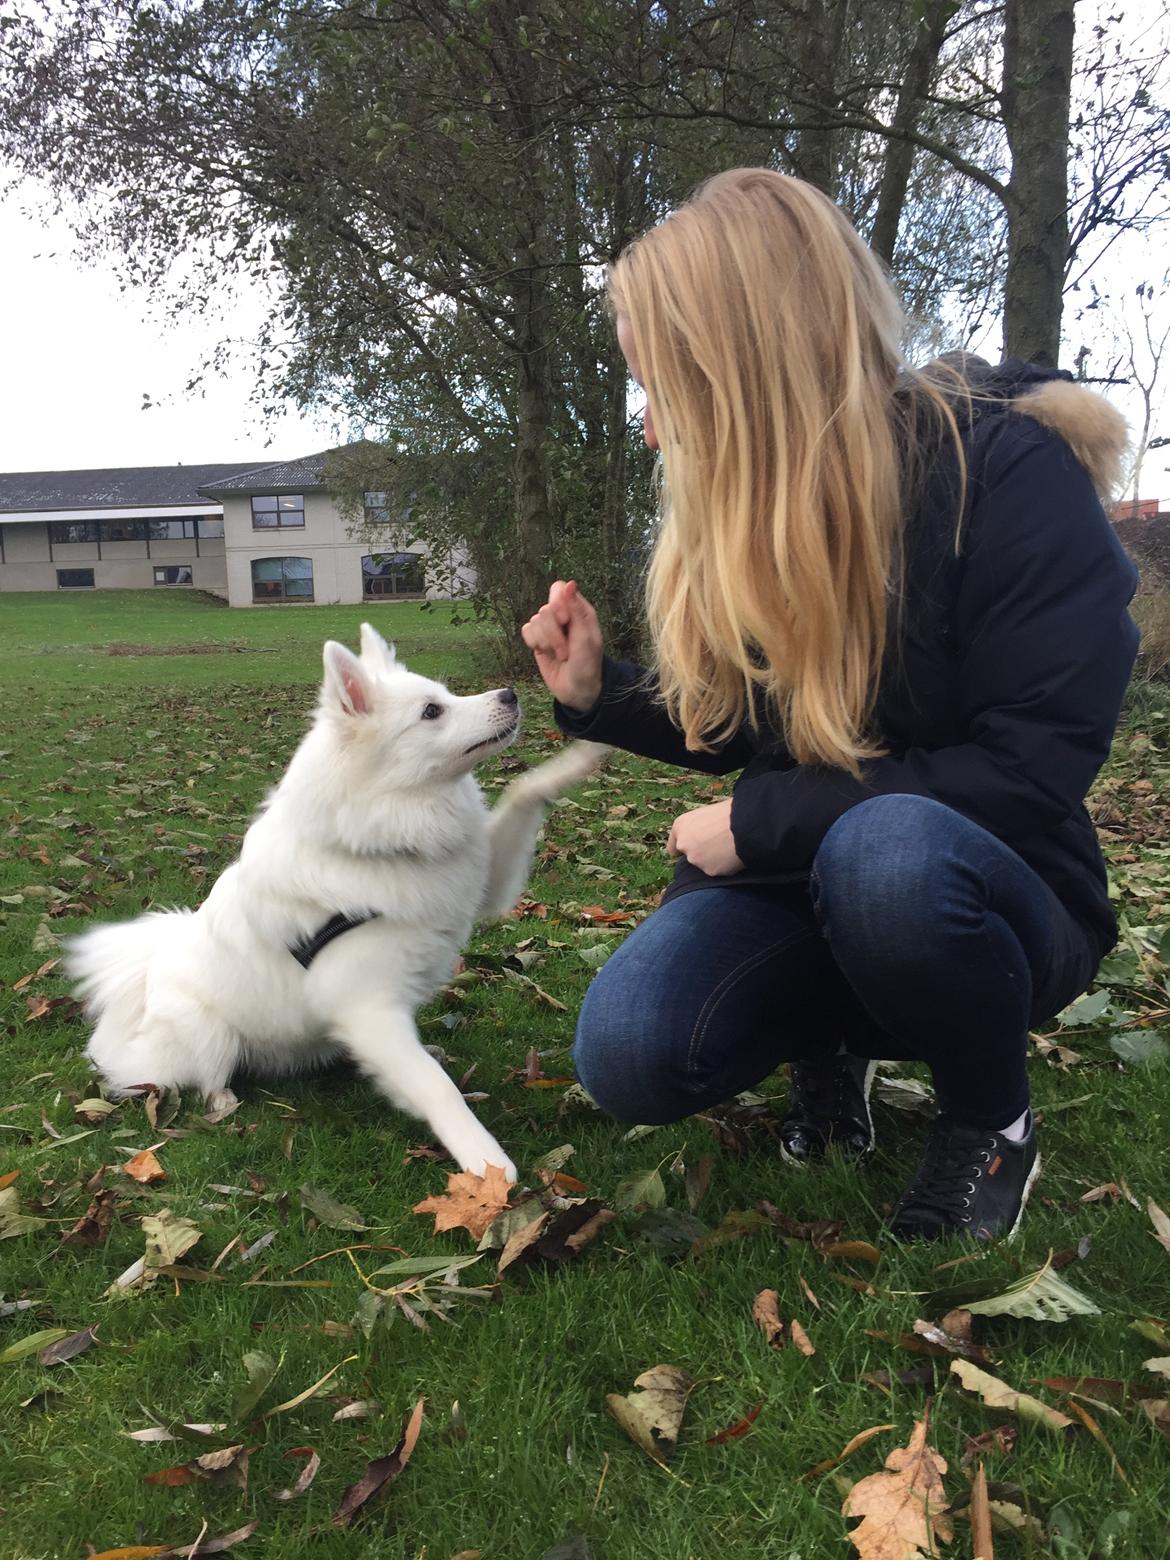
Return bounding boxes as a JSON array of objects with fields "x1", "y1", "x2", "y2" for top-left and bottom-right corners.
[
  {"x1": 251, "y1": 555, "x2": 314, "y2": 603},
  {"x1": 251, "y1": 494, "x2": 306, "y2": 530},
  {"x1": 56, "y1": 567, "x2": 96, "y2": 589},
  {"x1": 153, "y1": 564, "x2": 194, "y2": 586}
]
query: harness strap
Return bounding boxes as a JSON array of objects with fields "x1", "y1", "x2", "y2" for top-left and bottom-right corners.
[{"x1": 289, "y1": 911, "x2": 381, "y2": 970}]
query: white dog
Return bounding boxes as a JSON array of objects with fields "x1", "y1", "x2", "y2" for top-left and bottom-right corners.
[{"x1": 68, "y1": 623, "x2": 605, "y2": 1181}]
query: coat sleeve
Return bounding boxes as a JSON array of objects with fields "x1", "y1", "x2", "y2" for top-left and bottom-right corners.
[
  {"x1": 554, "y1": 656, "x2": 760, "y2": 774},
  {"x1": 729, "y1": 420, "x2": 1140, "y2": 871}
]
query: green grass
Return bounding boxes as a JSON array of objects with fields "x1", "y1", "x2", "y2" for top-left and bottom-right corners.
[{"x1": 1, "y1": 591, "x2": 1168, "y2": 1559}]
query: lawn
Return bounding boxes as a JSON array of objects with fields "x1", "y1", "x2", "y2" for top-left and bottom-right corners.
[{"x1": 1, "y1": 590, "x2": 1168, "y2": 1560}]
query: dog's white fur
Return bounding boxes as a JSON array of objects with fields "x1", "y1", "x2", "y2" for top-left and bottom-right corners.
[{"x1": 68, "y1": 623, "x2": 606, "y2": 1181}]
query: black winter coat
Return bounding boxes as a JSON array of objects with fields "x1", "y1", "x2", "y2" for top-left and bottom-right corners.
[{"x1": 555, "y1": 362, "x2": 1140, "y2": 959}]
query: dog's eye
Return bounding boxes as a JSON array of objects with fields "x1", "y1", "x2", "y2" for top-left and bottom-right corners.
[{"x1": 421, "y1": 702, "x2": 443, "y2": 721}]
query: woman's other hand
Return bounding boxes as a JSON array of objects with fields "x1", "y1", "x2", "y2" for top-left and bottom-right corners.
[
  {"x1": 522, "y1": 580, "x2": 604, "y2": 712},
  {"x1": 667, "y1": 799, "x2": 745, "y2": 876}
]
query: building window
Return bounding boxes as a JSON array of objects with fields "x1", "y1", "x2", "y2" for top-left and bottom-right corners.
[
  {"x1": 251, "y1": 495, "x2": 305, "y2": 529},
  {"x1": 364, "y1": 491, "x2": 391, "y2": 525},
  {"x1": 252, "y1": 556, "x2": 313, "y2": 602},
  {"x1": 149, "y1": 516, "x2": 202, "y2": 541},
  {"x1": 154, "y1": 565, "x2": 193, "y2": 586},
  {"x1": 197, "y1": 516, "x2": 225, "y2": 538},
  {"x1": 102, "y1": 519, "x2": 149, "y2": 542},
  {"x1": 57, "y1": 568, "x2": 95, "y2": 588},
  {"x1": 48, "y1": 521, "x2": 99, "y2": 544},
  {"x1": 362, "y1": 552, "x2": 425, "y2": 598}
]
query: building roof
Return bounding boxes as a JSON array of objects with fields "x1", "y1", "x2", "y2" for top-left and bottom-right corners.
[
  {"x1": 0, "y1": 462, "x2": 265, "y2": 514},
  {"x1": 197, "y1": 450, "x2": 336, "y2": 495}
]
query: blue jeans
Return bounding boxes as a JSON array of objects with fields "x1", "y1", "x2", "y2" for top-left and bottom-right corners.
[{"x1": 573, "y1": 795, "x2": 1099, "y2": 1129}]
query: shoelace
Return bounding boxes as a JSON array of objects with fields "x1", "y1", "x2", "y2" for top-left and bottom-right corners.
[{"x1": 897, "y1": 1122, "x2": 998, "y2": 1224}]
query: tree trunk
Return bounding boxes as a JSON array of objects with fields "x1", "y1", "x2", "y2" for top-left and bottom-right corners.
[
  {"x1": 792, "y1": 0, "x2": 848, "y2": 195},
  {"x1": 869, "y1": 0, "x2": 952, "y2": 268},
  {"x1": 1001, "y1": 0, "x2": 1074, "y2": 365},
  {"x1": 512, "y1": 254, "x2": 554, "y2": 628}
]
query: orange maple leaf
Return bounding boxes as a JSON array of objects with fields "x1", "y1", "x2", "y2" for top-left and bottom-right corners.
[
  {"x1": 842, "y1": 1410, "x2": 952, "y2": 1560},
  {"x1": 411, "y1": 1164, "x2": 513, "y2": 1240}
]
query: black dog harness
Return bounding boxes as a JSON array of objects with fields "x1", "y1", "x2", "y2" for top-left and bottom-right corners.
[{"x1": 289, "y1": 911, "x2": 381, "y2": 970}]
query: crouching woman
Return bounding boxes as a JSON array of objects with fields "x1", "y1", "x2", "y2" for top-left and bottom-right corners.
[{"x1": 523, "y1": 168, "x2": 1138, "y2": 1242}]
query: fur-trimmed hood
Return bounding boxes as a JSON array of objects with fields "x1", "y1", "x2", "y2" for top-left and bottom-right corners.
[{"x1": 930, "y1": 354, "x2": 1130, "y2": 504}]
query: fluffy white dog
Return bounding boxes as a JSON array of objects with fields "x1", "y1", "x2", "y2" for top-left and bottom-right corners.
[{"x1": 68, "y1": 623, "x2": 605, "y2": 1181}]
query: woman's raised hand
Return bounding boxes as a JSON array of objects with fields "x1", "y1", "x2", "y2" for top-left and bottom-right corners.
[{"x1": 521, "y1": 579, "x2": 604, "y2": 712}]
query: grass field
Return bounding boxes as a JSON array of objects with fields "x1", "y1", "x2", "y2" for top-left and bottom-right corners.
[{"x1": 1, "y1": 590, "x2": 1168, "y2": 1560}]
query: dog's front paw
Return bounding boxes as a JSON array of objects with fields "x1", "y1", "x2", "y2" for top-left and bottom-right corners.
[
  {"x1": 522, "y1": 740, "x2": 610, "y2": 803},
  {"x1": 460, "y1": 1149, "x2": 519, "y2": 1184}
]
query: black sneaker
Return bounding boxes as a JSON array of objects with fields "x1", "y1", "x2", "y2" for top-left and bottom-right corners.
[
  {"x1": 779, "y1": 1053, "x2": 877, "y2": 1165},
  {"x1": 889, "y1": 1113, "x2": 1040, "y2": 1242}
]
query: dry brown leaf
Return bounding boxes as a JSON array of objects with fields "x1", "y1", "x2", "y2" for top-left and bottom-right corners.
[
  {"x1": 705, "y1": 1403, "x2": 762, "y2": 1444},
  {"x1": 333, "y1": 1396, "x2": 425, "y2": 1527},
  {"x1": 949, "y1": 1361, "x2": 1074, "y2": 1435},
  {"x1": 1140, "y1": 1398, "x2": 1170, "y2": 1442},
  {"x1": 823, "y1": 1239, "x2": 882, "y2": 1265},
  {"x1": 124, "y1": 1149, "x2": 165, "y2": 1185},
  {"x1": 273, "y1": 1445, "x2": 321, "y2": 1501},
  {"x1": 799, "y1": 1423, "x2": 894, "y2": 1481},
  {"x1": 959, "y1": 1426, "x2": 1017, "y2": 1468},
  {"x1": 752, "y1": 1289, "x2": 785, "y2": 1348},
  {"x1": 412, "y1": 1165, "x2": 513, "y2": 1241},
  {"x1": 799, "y1": 1273, "x2": 822, "y2": 1310},
  {"x1": 841, "y1": 1411, "x2": 952, "y2": 1560},
  {"x1": 1148, "y1": 1198, "x2": 1170, "y2": 1253},
  {"x1": 605, "y1": 1364, "x2": 695, "y2": 1467},
  {"x1": 62, "y1": 1188, "x2": 117, "y2": 1248},
  {"x1": 497, "y1": 1199, "x2": 616, "y2": 1276},
  {"x1": 1064, "y1": 1397, "x2": 1134, "y2": 1490},
  {"x1": 38, "y1": 1326, "x2": 97, "y2": 1366},
  {"x1": 969, "y1": 1464, "x2": 994, "y2": 1559},
  {"x1": 789, "y1": 1319, "x2": 816, "y2": 1356}
]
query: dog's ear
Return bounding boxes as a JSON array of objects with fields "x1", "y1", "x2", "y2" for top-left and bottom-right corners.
[
  {"x1": 359, "y1": 622, "x2": 397, "y2": 667},
  {"x1": 322, "y1": 641, "x2": 374, "y2": 717}
]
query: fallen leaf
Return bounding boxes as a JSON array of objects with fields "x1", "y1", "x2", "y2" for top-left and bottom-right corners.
[
  {"x1": 757, "y1": 1201, "x2": 843, "y2": 1250},
  {"x1": 75, "y1": 1097, "x2": 119, "y2": 1125},
  {"x1": 300, "y1": 1184, "x2": 368, "y2": 1231},
  {"x1": 332, "y1": 1399, "x2": 382, "y2": 1422},
  {"x1": 125, "y1": 1423, "x2": 228, "y2": 1443},
  {"x1": 969, "y1": 1464, "x2": 994, "y2": 1560},
  {"x1": 202, "y1": 1087, "x2": 240, "y2": 1123},
  {"x1": 1, "y1": 1327, "x2": 72, "y2": 1363},
  {"x1": 1140, "y1": 1398, "x2": 1170, "y2": 1441},
  {"x1": 605, "y1": 1364, "x2": 695, "y2": 1467},
  {"x1": 38, "y1": 1326, "x2": 96, "y2": 1366},
  {"x1": 1148, "y1": 1198, "x2": 1170, "y2": 1254},
  {"x1": 165, "y1": 1520, "x2": 259, "y2": 1555},
  {"x1": 860, "y1": 1367, "x2": 937, "y2": 1395},
  {"x1": 789, "y1": 1318, "x2": 816, "y2": 1356},
  {"x1": 333, "y1": 1395, "x2": 425, "y2": 1527},
  {"x1": 273, "y1": 1445, "x2": 321, "y2": 1500},
  {"x1": 499, "y1": 1199, "x2": 617, "y2": 1275},
  {"x1": 12, "y1": 958, "x2": 60, "y2": 991},
  {"x1": 412, "y1": 1165, "x2": 513, "y2": 1241},
  {"x1": 841, "y1": 1410, "x2": 952, "y2": 1559},
  {"x1": 124, "y1": 1149, "x2": 166, "y2": 1184},
  {"x1": 751, "y1": 1289, "x2": 785, "y2": 1348},
  {"x1": 627, "y1": 1206, "x2": 709, "y2": 1252},
  {"x1": 925, "y1": 1258, "x2": 1099, "y2": 1322},
  {"x1": 263, "y1": 1355, "x2": 357, "y2": 1420},
  {"x1": 0, "y1": 1169, "x2": 19, "y2": 1191},
  {"x1": 908, "y1": 1314, "x2": 994, "y2": 1364},
  {"x1": 871, "y1": 1075, "x2": 936, "y2": 1116},
  {"x1": 690, "y1": 1207, "x2": 770, "y2": 1257},
  {"x1": 705, "y1": 1402, "x2": 762, "y2": 1444},
  {"x1": 614, "y1": 1167, "x2": 666, "y2": 1214},
  {"x1": 61, "y1": 1188, "x2": 117, "y2": 1247},
  {"x1": 234, "y1": 1351, "x2": 281, "y2": 1422},
  {"x1": 800, "y1": 1423, "x2": 894, "y2": 1480},
  {"x1": 142, "y1": 1210, "x2": 202, "y2": 1272},
  {"x1": 959, "y1": 1426, "x2": 1017, "y2": 1468},
  {"x1": 87, "y1": 1549, "x2": 170, "y2": 1559},
  {"x1": 0, "y1": 1184, "x2": 48, "y2": 1239},
  {"x1": 1144, "y1": 1357, "x2": 1170, "y2": 1380},
  {"x1": 823, "y1": 1239, "x2": 882, "y2": 1265},
  {"x1": 949, "y1": 1361, "x2": 1075, "y2": 1435},
  {"x1": 1081, "y1": 1181, "x2": 1123, "y2": 1203},
  {"x1": 145, "y1": 1443, "x2": 251, "y2": 1491},
  {"x1": 1064, "y1": 1396, "x2": 1133, "y2": 1490},
  {"x1": 684, "y1": 1153, "x2": 713, "y2": 1211}
]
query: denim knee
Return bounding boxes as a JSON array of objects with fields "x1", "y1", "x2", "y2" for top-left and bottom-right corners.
[
  {"x1": 572, "y1": 977, "x2": 695, "y2": 1125},
  {"x1": 812, "y1": 794, "x2": 978, "y2": 953}
]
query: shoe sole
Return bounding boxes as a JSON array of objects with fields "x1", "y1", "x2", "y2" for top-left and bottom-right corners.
[{"x1": 777, "y1": 1057, "x2": 878, "y2": 1169}]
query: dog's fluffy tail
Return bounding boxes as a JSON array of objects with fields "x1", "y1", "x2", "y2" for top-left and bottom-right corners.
[{"x1": 67, "y1": 910, "x2": 192, "y2": 1027}]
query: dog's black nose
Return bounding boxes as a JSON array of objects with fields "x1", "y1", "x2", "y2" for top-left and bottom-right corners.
[{"x1": 497, "y1": 687, "x2": 518, "y2": 707}]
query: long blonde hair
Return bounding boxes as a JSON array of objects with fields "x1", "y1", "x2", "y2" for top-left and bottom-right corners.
[{"x1": 608, "y1": 167, "x2": 963, "y2": 774}]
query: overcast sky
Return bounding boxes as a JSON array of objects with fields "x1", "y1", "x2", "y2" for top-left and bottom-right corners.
[{"x1": 0, "y1": 189, "x2": 342, "y2": 475}]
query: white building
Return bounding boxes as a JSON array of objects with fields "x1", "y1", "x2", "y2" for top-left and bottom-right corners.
[{"x1": 0, "y1": 447, "x2": 468, "y2": 606}]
